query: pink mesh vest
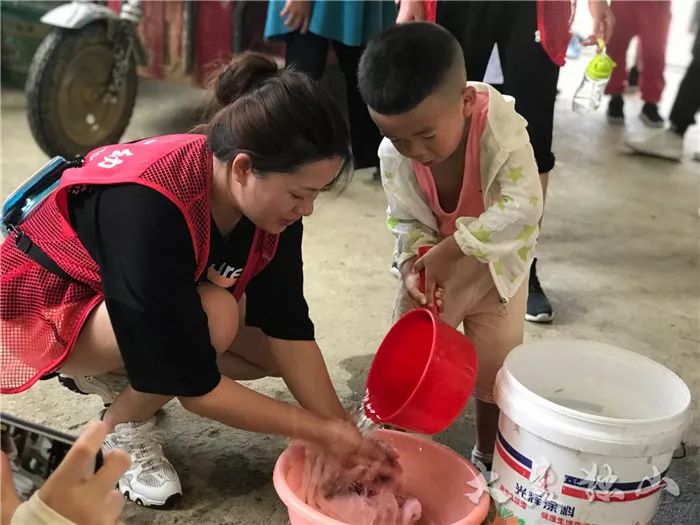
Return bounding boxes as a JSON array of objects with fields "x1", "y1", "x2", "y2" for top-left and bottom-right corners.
[
  {"x1": 423, "y1": 0, "x2": 574, "y2": 67},
  {"x1": 1, "y1": 134, "x2": 278, "y2": 393},
  {"x1": 537, "y1": 0, "x2": 575, "y2": 67}
]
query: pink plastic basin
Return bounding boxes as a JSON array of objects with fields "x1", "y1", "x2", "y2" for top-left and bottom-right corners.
[{"x1": 273, "y1": 429, "x2": 490, "y2": 525}]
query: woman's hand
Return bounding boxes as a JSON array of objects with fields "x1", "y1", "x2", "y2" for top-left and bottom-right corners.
[
  {"x1": 319, "y1": 419, "x2": 401, "y2": 482},
  {"x1": 280, "y1": 0, "x2": 312, "y2": 34}
]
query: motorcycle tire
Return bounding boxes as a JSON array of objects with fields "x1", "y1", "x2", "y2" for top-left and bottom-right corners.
[{"x1": 26, "y1": 23, "x2": 138, "y2": 158}]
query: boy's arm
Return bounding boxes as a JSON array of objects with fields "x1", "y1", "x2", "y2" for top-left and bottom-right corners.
[
  {"x1": 381, "y1": 155, "x2": 440, "y2": 270},
  {"x1": 453, "y1": 143, "x2": 543, "y2": 262}
]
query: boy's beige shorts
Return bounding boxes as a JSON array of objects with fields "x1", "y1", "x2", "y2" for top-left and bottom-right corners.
[{"x1": 393, "y1": 257, "x2": 527, "y2": 404}]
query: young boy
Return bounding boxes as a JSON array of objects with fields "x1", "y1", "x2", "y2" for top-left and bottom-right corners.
[{"x1": 358, "y1": 22, "x2": 543, "y2": 469}]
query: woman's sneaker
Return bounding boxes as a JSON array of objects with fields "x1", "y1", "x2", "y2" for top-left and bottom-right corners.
[
  {"x1": 103, "y1": 417, "x2": 182, "y2": 507},
  {"x1": 58, "y1": 373, "x2": 128, "y2": 405}
]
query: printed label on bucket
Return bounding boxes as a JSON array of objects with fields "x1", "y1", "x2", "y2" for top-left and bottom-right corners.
[
  {"x1": 490, "y1": 431, "x2": 580, "y2": 525},
  {"x1": 488, "y1": 428, "x2": 675, "y2": 525}
]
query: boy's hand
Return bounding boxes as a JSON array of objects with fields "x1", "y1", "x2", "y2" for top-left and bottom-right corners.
[
  {"x1": 401, "y1": 256, "x2": 443, "y2": 311},
  {"x1": 401, "y1": 253, "x2": 444, "y2": 312},
  {"x1": 400, "y1": 256, "x2": 425, "y2": 306},
  {"x1": 413, "y1": 236, "x2": 463, "y2": 308}
]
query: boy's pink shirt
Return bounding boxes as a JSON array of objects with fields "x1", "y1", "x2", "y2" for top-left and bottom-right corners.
[{"x1": 411, "y1": 91, "x2": 489, "y2": 236}]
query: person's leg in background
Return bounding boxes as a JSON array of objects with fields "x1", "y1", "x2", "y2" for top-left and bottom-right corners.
[
  {"x1": 603, "y1": 0, "x2": 637, "y2": 125},
  {"x1": 283, "y1": 31, "x2": 330, "y2": 81},
  {"x1": 670, "y1": 30, "x2": 700, "y2": 145},
  {"x1": 637, "y1": 0, "x2": 672, "y2": 128},
  {"x1": 331, "y1": 41, "x2": 383, "y2": 174},
  {"x1": 628, "y1": 39, "x2": 642, "y2": 93},
  {"x1": 499, "y1": 1, "x2": 559, "y2": 323},
  {"x1": 626, "y1": 30, "x2": 700, "y2": 161},
  {"x1": 435, "y1": 1, "x2": 503, "y2": 82}
]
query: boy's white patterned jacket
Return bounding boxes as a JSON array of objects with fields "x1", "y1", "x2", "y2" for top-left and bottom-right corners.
[{"x1": 379, "y1": 82, "x2": 544, "y2": 302}]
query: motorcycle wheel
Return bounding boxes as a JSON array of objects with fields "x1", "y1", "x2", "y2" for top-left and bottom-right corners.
[{"x1": 26, "y1": 23, "x2": 138, "y2": 157}]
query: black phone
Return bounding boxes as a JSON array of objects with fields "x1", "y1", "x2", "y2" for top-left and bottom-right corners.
[{"x1": 0, "y1": 413, "x2": 103, "y2": 500}]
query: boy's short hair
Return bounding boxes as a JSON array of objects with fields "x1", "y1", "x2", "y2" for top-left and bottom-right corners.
[{"x1": 358, "y1": 22, "x2": 464, "y2": 115}]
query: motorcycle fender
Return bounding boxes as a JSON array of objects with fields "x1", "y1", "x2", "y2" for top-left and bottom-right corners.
[{"x1": 40, "y1": 2, "x2": 118, "y2": 30}]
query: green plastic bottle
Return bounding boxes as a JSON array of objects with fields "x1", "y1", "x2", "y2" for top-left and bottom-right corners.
[{"x1": 572, "y1": 39, "x2": 616, "y2": 114}]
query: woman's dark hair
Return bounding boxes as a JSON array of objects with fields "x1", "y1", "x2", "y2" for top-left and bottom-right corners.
[{"x1": 194, "y1": 52, "x2": 352, "y2": 189}]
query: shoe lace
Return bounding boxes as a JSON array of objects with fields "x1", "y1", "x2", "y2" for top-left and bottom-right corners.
[{"x1": 117, "y1": 423, "x2": 168, "y2": 473}]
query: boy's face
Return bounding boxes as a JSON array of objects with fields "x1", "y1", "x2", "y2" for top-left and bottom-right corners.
[{"x1": 369, "y1": 85, "x2": 477, "y2": 167}]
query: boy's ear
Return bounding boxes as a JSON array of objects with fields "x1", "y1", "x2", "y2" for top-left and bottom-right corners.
[{"x1": 461, "y1": 85, "x2": 478, "y2": 118}]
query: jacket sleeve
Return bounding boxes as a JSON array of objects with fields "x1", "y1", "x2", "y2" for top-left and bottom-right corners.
[
  {"x1": 11, "y1": 493, "x2": 77, "y2": 525},
  {"x1": 380, "y1": 151, "x2": 440, "y2": 269},
  {"x1": 453, "y1": 142, "x2": 543, "y2": 263}
]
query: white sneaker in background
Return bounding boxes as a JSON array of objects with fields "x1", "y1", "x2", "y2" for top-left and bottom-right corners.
[
  {"x1": 103, "y1": 417, "x2": 182, "y2": 507},
  {"x1": 625, "y1": 129, "x2": 683, "y2": 162},
  {"x1": 58, "y1": 373, "x2": 128, "y2": 405}
]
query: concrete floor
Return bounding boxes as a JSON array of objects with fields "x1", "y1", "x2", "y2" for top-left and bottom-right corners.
[{"x1": 1, "y1": 27, "x2": 699, "y2": 525}]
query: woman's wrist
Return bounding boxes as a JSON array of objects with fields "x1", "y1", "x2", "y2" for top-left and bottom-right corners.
[{"x1": 287, "y1": 405, "x2": 332, "y2": 443}]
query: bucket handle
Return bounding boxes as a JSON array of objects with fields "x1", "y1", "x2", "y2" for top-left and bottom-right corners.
[{"x1": 417, "y1": 246, "x2": 439, "y2": 316}]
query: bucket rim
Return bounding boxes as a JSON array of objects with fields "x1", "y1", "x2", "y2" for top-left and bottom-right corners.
[
  {"x1": 501, "y1": 340, "x2": 692, "y2": 426},
  {"x1": 505, "y1": 366, "x2": 691, "y2": 427}
]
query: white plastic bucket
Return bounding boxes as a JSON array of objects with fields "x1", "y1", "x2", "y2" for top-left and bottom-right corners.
[{"x1": 490, "y1": 340, "x2": 691, "y2": 525}]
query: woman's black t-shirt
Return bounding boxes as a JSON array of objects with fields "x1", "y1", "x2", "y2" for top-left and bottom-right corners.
[{"x1": 68, "y1": 183, "x2": 314, "y2": 397}]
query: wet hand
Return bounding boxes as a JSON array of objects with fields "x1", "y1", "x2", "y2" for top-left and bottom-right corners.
[
  {"x1": 280, "y1": 0, "x2": 312, "y2": 33},
  {"x1": 323, "y1": 420, "x2": 402, "y2": 483}
]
